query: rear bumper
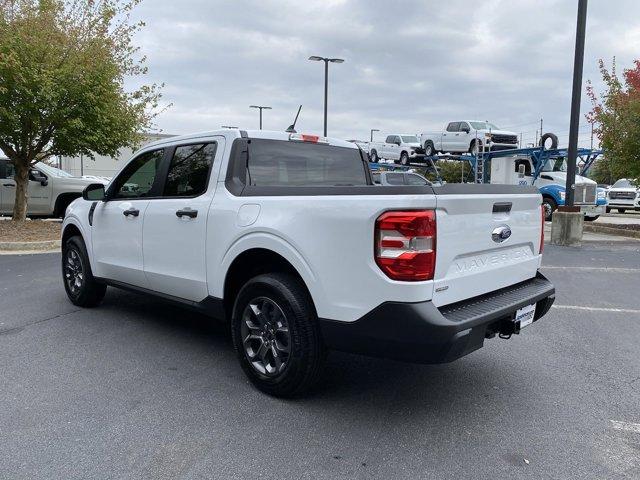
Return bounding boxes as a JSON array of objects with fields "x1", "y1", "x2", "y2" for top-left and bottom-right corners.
[{"x1": 319, "y1": 272, "x2": 555, "y2": 364}]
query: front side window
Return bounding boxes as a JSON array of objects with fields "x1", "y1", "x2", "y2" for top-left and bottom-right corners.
[
  {"x1": 246, "y1": 139, "x2": 368, "y2": 187},
  {"x1": 385, "y1": 173, "x2": 405, "y2": 185},
  {"x1": 163, "y1": 143, "x2": 217, "y2": 197},
  {"x1": 112, "y1": 149, "x2": 164, "y2": 199},
  {"x1": 401, "y1": 135, "x2": 418, "y2": 143},
  {"x1": 407, "y1": 174, "x2": 429, "y2": 186}
]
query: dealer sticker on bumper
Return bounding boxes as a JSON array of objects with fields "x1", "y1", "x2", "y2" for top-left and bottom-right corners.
[{"x1": 515, "y1": 303, "x2": 536, "y2": 329}]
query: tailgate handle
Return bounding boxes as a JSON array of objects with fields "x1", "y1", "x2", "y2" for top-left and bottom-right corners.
[{"x1": 492, "y1": 202, "x2": 512, "y2": 214}]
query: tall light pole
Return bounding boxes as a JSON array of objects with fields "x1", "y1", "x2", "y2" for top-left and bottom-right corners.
[
  {"x1": 370, "y1": 129, "x2": 380, "y2": 142},
  {"x1": 249, "y1": 105, "x2": 272, "y2": 130},
  {"x1": 308, "y1": 56, "x2": 344, "y2": 137},
  {"x1": 565, "y1": 0, "x2": 588, "y2": 208}
]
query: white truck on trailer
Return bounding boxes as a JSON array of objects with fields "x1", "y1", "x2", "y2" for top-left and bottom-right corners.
[
  {"x1": 369, "y1": 134, "x2": 423, "y2": 165},
  {"x1": 61, "y1": 129, "x2": 555, "y2": 397},
  {"x1": 420, "y1": 121, "x2": 519, "y2": 156}
]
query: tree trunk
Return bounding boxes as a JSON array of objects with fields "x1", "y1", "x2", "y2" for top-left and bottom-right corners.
[{"x1": 11, "y1": 161, "x2": 30, "y2": 222}]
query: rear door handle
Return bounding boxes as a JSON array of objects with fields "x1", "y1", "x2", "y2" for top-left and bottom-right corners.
[
  {"x1": 176, "y1": 208, "x2": 198, "y2": 219},
  {"x1": 123, "y1": 208, "x2": 140, "y2": 217},
  {"x1": 3, "y1": 183, "x2": 15, "y2": 187}
]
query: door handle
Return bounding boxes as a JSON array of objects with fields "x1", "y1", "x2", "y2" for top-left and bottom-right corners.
[
  {"x1": 176, "y1": 208, "x2": 198, "y2": 219},
  {"x1": 123, "y1": 208, "x2": 140, "y2": 217},
  {"x1": 3, "y1": 183, "x2": 15, "y2": 187}
]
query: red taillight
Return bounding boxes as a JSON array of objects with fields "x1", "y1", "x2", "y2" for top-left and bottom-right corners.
[
  {"x1": 301, "y1": 134, "x2": 319, "y2": 143},
  {"x1": 375, "y1": 210, "x2": 436, "y2": 281},
  {"x1": 539, "y1": 204, "x2": 545, "y2": 254}
]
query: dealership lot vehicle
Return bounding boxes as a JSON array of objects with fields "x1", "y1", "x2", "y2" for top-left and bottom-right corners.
[
  {"x1": 606, "y1": 178, "x2": 639, "y2": 213},
  {"x1": 369, "y1": 134, "x2": 423, "y2": 165},
  {"x1": 372, "y1": 171, "x2": 431, "y2": 186},
  {"x1": 0, "y1": 158, "x2": 108, "y2": 218},
  {"x1": 420, "y1": 121, "x2": 519, "y2": 156},
  {"x1": 61, "y1": 129, "x2": 554, "y2": 397}
]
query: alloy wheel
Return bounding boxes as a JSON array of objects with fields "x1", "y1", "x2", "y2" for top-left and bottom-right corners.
[
  {"x1": 64, "y1": 248, "x2": 84, "y2": 295},
  {"x1": 241, "y1": 297, "x2": 291, "y2": 376}
]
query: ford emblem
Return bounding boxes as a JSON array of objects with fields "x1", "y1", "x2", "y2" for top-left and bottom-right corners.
[{"x1": 492, "y1": 225, "x2": 512, "y2": 243}]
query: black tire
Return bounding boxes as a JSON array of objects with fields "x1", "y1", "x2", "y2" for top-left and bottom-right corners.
[
  {"x1": 618, "y1": 208, "x2": 626, "y2": 214},
  {"x1": 231, "y1": 273, "x2": 326, "y2": 397},
  {"x1": 542, "y1": 197, "x2": 557, "y2": 222},
  {"x1": 606, "y1": 207, "x2": 611, "y2": 213},
  {"x1": 584, "y1": 215, "x2": 599, "y2": 222},
  {"x1": 424, "y1": 141, "x2": 436, "y2": 157},
  {"x1": 470, "y1": 140, "x2": 482, "y2": 156},
  {"x1": 370, "y1": 150, "x2": 379, "y2": 163},
  {"x1": 539, "y1": 132, "x2": 559, "y2": 150},
  {"x1": 62, "y1": 236, "x2": 106, "y2": 307},
  {"x1": 400, "y1": 152, "x2": 409, "y2": 166}
]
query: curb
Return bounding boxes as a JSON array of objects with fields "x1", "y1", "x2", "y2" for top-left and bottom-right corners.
[
  {"x1": 0, "y1": 239, "x2": 61, "y2": 253},
  {"x1": 584, "y1": 224, "x2": 640, "y2": 239}
]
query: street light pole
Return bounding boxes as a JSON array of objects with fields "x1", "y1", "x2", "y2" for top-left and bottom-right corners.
[
  {"x1": 308, "y1": 56, "x2": 344, "y2": 137},
  {"x1": 370, "y1": 129, "x2": 380, "y2": 142},
  {"x1": 249, "y1": 105, "x2": 272, "y2": 130},
  {"x1": 565, "y1": 0, "x2": 588, "y2": 208}
]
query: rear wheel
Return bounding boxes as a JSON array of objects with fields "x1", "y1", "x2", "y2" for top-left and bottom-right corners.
[
  {"x1": 231, "y1": 273, "x2": 326, "y2": 397},
  {"x1": 584, "y1": 215, "x2": 599, "y2": 222},
  {"x1": 62, "y1": 236, "x2": 106, "y2": 307},
  {"x1": 424, "y1": 141, "x2": 436, "y2": 157},
  {"x1": 542, "y1": 197, "x2": 557, "y2": 222}
]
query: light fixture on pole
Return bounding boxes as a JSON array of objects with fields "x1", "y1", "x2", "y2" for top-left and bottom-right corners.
[
  {"x1": 370, "y1": 129, "x2": 380, "y2": 142},
  {"x1": 249, "y1": 105, "x2": 272, "y2": 130},
  {"x1": 308, "y1": 56, "x2": 345, "y2": 137}
]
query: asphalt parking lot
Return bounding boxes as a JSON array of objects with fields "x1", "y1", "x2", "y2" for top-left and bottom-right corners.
[{"x1": 1, "y1": 240, "x2": 639, "y2": 480}]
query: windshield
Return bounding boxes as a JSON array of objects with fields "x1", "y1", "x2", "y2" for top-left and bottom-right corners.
[
  {"x1": 613, "y1": 179, "x2": 637, "y2": 188},
  {"x1": 36, "y1": 162, "x2": 74, "y2": 178},
  {"x1": 400, "y1": 135, "x2": 418, "y2": 143},
  {"x1": 540, "y1": 158, "x2": 567, "y2": 172},
  {"x1": 469, "y1": 121, "x2": 500, "y2": 131}
]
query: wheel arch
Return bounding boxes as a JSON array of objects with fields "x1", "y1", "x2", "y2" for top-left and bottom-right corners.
[
  {"x1": 222, "y1": 247, "x2": 316, "y2": 322},
  {"x1": 54, "y1": 192, "x2": 82, "y2": 218}
]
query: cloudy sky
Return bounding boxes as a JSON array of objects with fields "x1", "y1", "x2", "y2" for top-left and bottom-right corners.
[{"x1": 128, "y1": 0, "x2": 640, "y2": 148}]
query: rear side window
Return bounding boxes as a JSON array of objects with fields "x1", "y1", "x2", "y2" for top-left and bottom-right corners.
[
  {"x1": 446, "y1": 122, "x2": 460, "y2": 132},
  {"x1": 246, "y1": 139, "x2": 368, "y2": 187},
  {"x1": 163, "y1": 143, "x2": 217, "y2": 197}
]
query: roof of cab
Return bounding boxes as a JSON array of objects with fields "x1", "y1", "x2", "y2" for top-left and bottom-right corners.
[{"x1": 141, "y1": 129, "x2": 357, "y2": 151}]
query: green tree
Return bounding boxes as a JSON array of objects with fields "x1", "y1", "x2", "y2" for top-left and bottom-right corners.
[
  {"x1": 587, "y1": 58, "x2": 640, "y2": 182},
  {"x1": 0, "y1": 0, "x2": 163, "y2": 221}
]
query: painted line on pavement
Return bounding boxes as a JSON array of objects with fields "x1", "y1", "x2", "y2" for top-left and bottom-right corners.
[
  {"x1": 610, "y1": 420, "x2": 640, "y2": 434},
  {"x1": 552, "y1": 305, "x2": 640, "y2": 314}
]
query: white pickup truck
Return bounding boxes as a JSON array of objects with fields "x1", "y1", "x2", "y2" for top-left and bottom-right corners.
[
  {"x1": 0, "y1": 158, "x2": 108, "y2": 217},
  {"x1": 369, "y1": 134, "x2": 423, "y2": 165},
  {"x1": 61, "y1": 129, "x2": 555, "y2": 397},
  {"x1": 420, "y1": 121, "x2": 519, "y2": 156}
]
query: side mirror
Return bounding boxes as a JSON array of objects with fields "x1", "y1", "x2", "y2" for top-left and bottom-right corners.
[
  {"x1": 83, "y1": 183, "x2": 106, "y2": 201},
  {"x1": 396, "y1": 141, "x2": 401, "y2": 146},
  {"x1": 30, "y1": 170, "x2": 48, "y2": 186},
  {"x1": 461, "y1": 127, "x2": 470, "y2": 133}
]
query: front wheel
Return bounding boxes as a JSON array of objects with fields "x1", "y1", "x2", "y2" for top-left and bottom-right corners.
[
  {"x1": 424, "y1": 142, "x2": 436, "y2": 157},
  {"x1": 370, "y1": 150, "x2": 379, "y2": 163},
  {"x1": 618, "y1": 208, "x2": 627, "y2": 214},
  {"x1": 584, "y1": 215, "x2": 599, "y2": 222},
  {"x1": 62, "y1": 236, "x2": 106, "y2": 307},
  {"x1": 400, "y1": 152, "x2": 409, "y2": 166},
  {"x1": 542, "y1": 197, "x2": 557, "y2": 222},
  {"x1": 231, "y1": 273, "x2": 326, "y2": 397},
  {"x1": 470, "y1": 140, "x2": 482, "y2": 156}
]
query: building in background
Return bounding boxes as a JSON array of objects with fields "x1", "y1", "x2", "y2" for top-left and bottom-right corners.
[{"x1": 59, "y1": 133, "x2": 174, "y2": 179}]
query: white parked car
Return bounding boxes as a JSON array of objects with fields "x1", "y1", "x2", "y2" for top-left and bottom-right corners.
[
  {"x1": 369, "y1": 134, "x2": 423, "y2": 165},
  {"x1": 606, "y1": 179, "x2": 639, "y2": 213},
  {"x1": 0, "y1": 158, "x2": 108, "y2": 217},
  {"x1": 420, "y1": 121, "x2": 519, "y2": 156},
  {"x1": 62, "y1": 129, "x2": 555, "y2": 396}
]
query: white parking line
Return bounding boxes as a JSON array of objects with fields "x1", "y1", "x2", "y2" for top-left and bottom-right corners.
[
  {"x1": 552, "y1": 305, "x2": 640, "y2": 314},
  {"x1": 610, "y1": 420, "x2": 640, "y2": 434},
  {"x1": 542, "y1": 266, "x2": 640, "y2": 273}
]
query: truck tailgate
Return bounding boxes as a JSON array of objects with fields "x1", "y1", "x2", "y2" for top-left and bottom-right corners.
[{"x1": 432, "y1": 187, "x2": 542, "y2": 307}]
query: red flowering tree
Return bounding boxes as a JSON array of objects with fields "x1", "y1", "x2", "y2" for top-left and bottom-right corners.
[{"x1": 587, "y1": 58, "x2": 640, "y2": 181}]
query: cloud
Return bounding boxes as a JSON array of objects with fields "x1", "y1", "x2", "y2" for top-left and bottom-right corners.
[{"x1": 128, "y1": 0, "x2": 640, "y2": 147}]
